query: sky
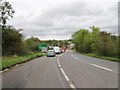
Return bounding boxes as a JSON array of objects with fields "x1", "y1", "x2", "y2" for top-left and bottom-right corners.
[{"x1": 4, "y1": 0, "x2": 119, "y2": 40}]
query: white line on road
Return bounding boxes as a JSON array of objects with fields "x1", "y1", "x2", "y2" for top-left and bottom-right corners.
[
  {"x1": 72, "y1": 55, "x2": 89, "y2": 64},
  {"x1": 55, "y1": 65, "x2": 66, "y2": 88},
  {"x1": 57, "y1": 57, "x2": 76, "y2": 89},
  {"x1": 74, "y1": 57, "x2": 78, "y2": 60},
  {"x1": 57, "y1": 58, "x2": 62, "y2": 68},
  {"x1": 91, "y1": 63, "x2": 112, "y2": 72},
  {"x1": 71, "y1": 53, "x2": 73, "y2": 57},
  {"x1": 60, "y1": 68, "x2": 70, "y2": 82},
  {"x1": 71, "y1": 54, "x2": 113, "y2": 73},
  {"x1": 0, "y1": 71, "x2": 2, "y2": 74}
]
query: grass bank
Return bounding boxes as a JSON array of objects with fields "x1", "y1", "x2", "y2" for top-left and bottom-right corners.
[
  {"x1": 84, "y1": 53, "x2": 119, "y2": 62},
  {"x1": 0, "y1": 52, "x2": 46, "y2": 70}
]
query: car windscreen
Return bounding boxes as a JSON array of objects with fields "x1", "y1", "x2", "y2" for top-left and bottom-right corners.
[{"x1": 48, "y1": 51, "x2": 54, "y2": 54}]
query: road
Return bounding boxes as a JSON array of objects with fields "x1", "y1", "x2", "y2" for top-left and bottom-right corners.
[{"x1": 2, "y1": 50, "x2": 118, "y2": 88}]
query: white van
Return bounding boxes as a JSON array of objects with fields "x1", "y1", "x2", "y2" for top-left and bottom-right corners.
[{"x1": 53, "y1": 46, "x2": 61, "y2": 54}]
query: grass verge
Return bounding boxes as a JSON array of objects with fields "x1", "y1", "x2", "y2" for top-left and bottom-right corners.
[
  {"x1": 0, "y1": 52, "x2": 46, "y2": 70},
  {"x1": 84, "y1": 53, "x2": 119, "y2": 62}
]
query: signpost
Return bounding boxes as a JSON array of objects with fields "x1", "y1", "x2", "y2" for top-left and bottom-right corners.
[{"x1": 38, "y1": 43, "x2": 48, "y2": 52}]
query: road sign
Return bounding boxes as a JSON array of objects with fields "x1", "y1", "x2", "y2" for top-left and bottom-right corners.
[{"x1": 38, "y1": 43, "x2": 48, "y2": 52}]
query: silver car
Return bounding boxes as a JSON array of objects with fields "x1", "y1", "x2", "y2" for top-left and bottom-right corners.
[{"x1": 47, "y1": 50, "x2": 56, "y2": 57}]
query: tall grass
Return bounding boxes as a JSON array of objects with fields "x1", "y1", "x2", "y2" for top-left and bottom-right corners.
[{"x1": 0, "y1": 52, "x2": 46, "y2": 70}]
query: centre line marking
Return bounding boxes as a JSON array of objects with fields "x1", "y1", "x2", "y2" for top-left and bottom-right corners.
[
  {"x1": 55, "y1": 65, "x2": 66, "y2": 88},
  {"x1": 57, "y1": 57, "x2": 76, "y2": 89},
  {"x1": 91, "y1": 63, "x2": 112, "y2": 72}
]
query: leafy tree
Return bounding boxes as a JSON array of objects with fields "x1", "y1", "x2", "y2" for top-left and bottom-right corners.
[
  {"x1": 24, "y1": 37, "x2": 41, "y2": 52},
  {"x1": 0, "y1": 1, "x2": 15, "y2": 29},
  {"x1": 90, "y1": 26, "x2": 100, "y2": 52},
  {"x1": 72, "y1": 26, "x2": 119, "y2": 58},
  {"x1": 72, "y1": 29, "x2": 89, "y2": 53},
  {"x1": 2, "y1": 26, "x2": 24, "y2": 55},
  {"x1": 83, "y1": 33, "x2": 92, "y2": 53},
  {"x1": 96, "y1": 31, "x2": 116, "y2": 56}
]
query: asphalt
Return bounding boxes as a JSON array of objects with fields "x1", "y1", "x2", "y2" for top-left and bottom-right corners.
[{"x1": 1, "y1": 50, "x2": 118, "y2": 88}]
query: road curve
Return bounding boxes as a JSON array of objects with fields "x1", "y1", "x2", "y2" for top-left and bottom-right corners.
[{"x1": 2, "y1": 50, "x2": 118, "y2": 88}]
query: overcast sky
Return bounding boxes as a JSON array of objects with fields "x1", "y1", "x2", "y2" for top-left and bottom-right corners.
[{"x1": 6, "y1": 0, "x2": 119, "y2": 40}]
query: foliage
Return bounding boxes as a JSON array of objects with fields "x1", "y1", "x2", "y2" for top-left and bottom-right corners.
[
  {"x1": 72, "y1": 26, "x2": 119, "y2": 59},
  {"x1": 1, "y1": 52, "x2": 46, "y2": 70},
  {"x1": 2, "y1": 26, "x2": 26, "y2": 56},
  {"x1": 85, "y1": 53, "x2": 119, "y2": 62},
  {"x1": 24, "y1": 37, "x2": 41, "y2": 52},
  {"x1": 0, "y1": 1, "x2": 15, "y2": 28},
  {"x1": 72, "y1": 29, "x2": 89, "y2": 53},
  {"x1": 96, "y1": 31, "x2": 118, "y2": 56}
]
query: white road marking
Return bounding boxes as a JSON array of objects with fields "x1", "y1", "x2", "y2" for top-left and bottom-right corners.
[
  {"x1": 0, "y1": 68, "x2": 9, "y2": 74},
  {"x1": 58, "y1": 53, "x2": 64, "y2": 57},
  {"x1": 72, "y1": 53, "x2": 113, "y2": 73},
  {"x1": 72, "y1": 55, "x2": 89, "y2": 64},
  {"x1": 15, "y1": 64, "x2": 18, "y2": 67},
  {"x1": 57, "y1": 57, "x2": 76, "y2": 89},
  {"x1": 57, "y1": 58, "x2": 62, "y2": 68},
  {"x1": 4, "y1": 69, "x2": 9, "y2": 72},
  {"x1": 91, "y1": 63, "x2": 112, "y2": 72},
  {"x1": 0, "y1": 71, "x2": 2, "y2": 74},
  {"x1": 71, "y1": 52, "x2": 73, "y2": 57},
  {"x1": 55, "y1": 65, "x2": 66, "y2": 88},
  {"x1": 60, "y1": 68, "x2": 70, "y2": 82},
  {"x1": 74, "y1": 57, "x2": 78, "y2": 60}
]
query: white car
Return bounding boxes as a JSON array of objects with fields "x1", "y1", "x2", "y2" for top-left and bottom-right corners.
[{"x1": 53, "y1": 46, "x2": 61, "y2": 54}]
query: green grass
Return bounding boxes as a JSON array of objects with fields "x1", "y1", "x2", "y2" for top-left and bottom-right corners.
[
  {"x1": 0, "y1": 52, "x2": 46, "y2": 70},
  {"x1": 84, "y1": 53, "x2": 119, "y2": 62}
]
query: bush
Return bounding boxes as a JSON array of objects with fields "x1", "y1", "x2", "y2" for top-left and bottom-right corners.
[
  {"x1": 72, "y1": 26, "x2": 119, "y2": 58},
  {"x1": 2, "y1": 27, "x2": 24, "y2": 56}
]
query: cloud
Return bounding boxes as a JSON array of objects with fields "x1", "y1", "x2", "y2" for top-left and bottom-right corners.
[{"x1": 7, "y1": 0, "x2": 118, "y2": 40}]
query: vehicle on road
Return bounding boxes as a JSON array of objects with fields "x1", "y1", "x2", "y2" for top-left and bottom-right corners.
[
  {"x1": 53, "y1": 46, "x2": 61, "y2": 54},
  {"x1": 47, "y1": 50, "x2": 56, "y2": 57},
  {"x1": 61, "y1": 47, "x2": 67, "y2": 53}
]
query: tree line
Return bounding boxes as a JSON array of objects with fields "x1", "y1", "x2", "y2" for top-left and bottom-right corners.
[
  {"x1": 0, "y1": 1, "x2": 69, "y2": 56},
  {"x1": 72, "y1": 26, "x2": 119, "y2": 58},
  {"x1": 1, "y1": 1, "x2": 119, "y2": 58}
]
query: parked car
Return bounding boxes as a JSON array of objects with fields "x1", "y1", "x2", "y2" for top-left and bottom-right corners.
[{"x1": 47, "y1": 50, "x2": 56, "y2": 57}]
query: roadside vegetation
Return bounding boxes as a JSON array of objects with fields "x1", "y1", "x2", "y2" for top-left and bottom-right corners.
[
  {"x1": 0, "y1": 2, "x2": 47, "y2": 70},
  {"x1": 84, "y1": 53, "x2": 119, "y2": 62},
  {"x1": 72, "y1": 26, "x2": 119, "y2": 62},
  {"x1": 1, "y1": 52, "x2": 46, "y2": 70},
  {"x1": 0, "y1": 1, "x2": 69, "y2": 70},
  {"x1": 0, "y1": 1, "x2": 119, "y2": 71}
]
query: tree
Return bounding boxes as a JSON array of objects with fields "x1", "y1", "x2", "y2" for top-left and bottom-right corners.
[
  {"x1": 72, "y1": 29, "x2": 89, "y2": 53},
  {"x1": 83, "y1": 33, "x2": 92, "y2": 53},
  {"x1": 72, "y1": 26, "x2": 119, "y2": 58},
  {"x1": 2, "y1": 26, "x2": 24, "y2": 55},
  {"x1": 24, "y1": 37, "x2": 41, "y2": 52},
  {"x1": 0, "y1": 1, "x2": 15, "y2": 29},
  {"x1": 96, "y1": 31, "x2": 118, "y2": 56},
  {"x1": 90, "y1": 26, "x2": 100, "y2": 52}
]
